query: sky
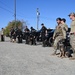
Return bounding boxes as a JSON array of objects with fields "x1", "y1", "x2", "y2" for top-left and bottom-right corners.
[{"x1": 0, "y1": 0, "x2": 75, "y2": 30}]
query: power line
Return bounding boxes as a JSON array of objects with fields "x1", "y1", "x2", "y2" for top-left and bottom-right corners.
[
  {"x1": 0, "y1": 0, "x2": 13, "y2": 10},
  {"x1": 0, "y1": 1, "x2": 52, "y2": 21},
  {"x1": 0, "y1": 6, "x2": 14, "y2": 14},
  {"x1": 0, "y1": 0, "x2": 59, "y2": 23},
  {"x1": 40, "y1": 16, "x2": 55, "y2": 21},
  {"x1": 0, "y1": 1, "x2": 38, "y2": 20},
  {"x1": 0, "y1": 0, "x2": 25, "y2": 18},
  {"x1": 14, "y1": 0, "x2": 16, "y2": 28},
  {"x1": 0, "y1": 5, "x2": 56, "y2": 22}
]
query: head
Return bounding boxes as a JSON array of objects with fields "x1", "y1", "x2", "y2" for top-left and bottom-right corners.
[
  {"x1": 68, "y1": 12, "x2": 75, "y2": 21},
  {"x1": 2, "y1": 28, "x2": 3, "y2": 30},
  {"x1": 56, "y1": 18, "x2": 61, "y2": 25},
  {"x1": 41, "y1": 23, "x2": 44, "y2": 27},
  {"x1": 25, "y1": 26, "x2": 27, "y2": 28},
  {"x1": 30, "y1": 27, "x2": 33, "y2": 29},
  {"x1": 61, "y1": 18, "x2": 66, "y2": 24},
  {"x1": 11, "y1": 27, "x2": 14, "y2": 30}
]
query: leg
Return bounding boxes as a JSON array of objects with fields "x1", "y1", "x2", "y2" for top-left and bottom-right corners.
[
  {"x1": 53, "y1": 36, "x2": 64, "y2": 55},
  {"x1": 70, "y1": 35, "x2": 75, "y2": 60}
]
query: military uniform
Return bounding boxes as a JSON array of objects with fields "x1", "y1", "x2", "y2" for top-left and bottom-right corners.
[
  {"x1": 1, "y1": 28, "x2": 4, "y2": 41},
  {"x1": 70, "y1": 19, "x2": 75, "y2": 58},
  {"x1": 17, "y1": 29, "x2": 23, "y2": 43},
  {"x1": 30, "y1": 27, "x2": 36, "y2": 45},
  {"x1": 44, "y1": 30, "x2": 49, "y2": 46},
  {"x1": 41, "y1": 26, "x2": 47, "y2": 47},
  {"x1": 10, "y1": 28, "x2": 16, "y2": 42},
  {"x1": 24, "y1": 27, "x2": 30, "y2": 44},
  {"x1": 53, "y1": 24, "x2": 68, "y2": 54},
  {"x1": 61, "y1": 23, "x2": 68, "y2": 39}
]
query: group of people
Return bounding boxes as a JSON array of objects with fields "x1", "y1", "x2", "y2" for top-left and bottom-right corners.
[
  {"x1": 1, "y1": 12, "x2": 75, "y2": 60},
  {"x1": 52, "y1": 12, "x2": 75, "y2": 60},
  {"x1": 24, "y1": 26, "x2": 36, "y2": 45},
  {"x1": 52, "y1": 18, "x2": 68, "y2": 55},
  {"x1": 10, "y1": 27, "x2": 23, "y2": 43},
  {"x1": 9, "y1": 26, "x2": 37, "y2": 44},
  {"x1": 9, "y1": 12, "x2": 75, "y2": 60},
  {"x1": 9, "y1": 23, "x2": 48, "y2": 46}
]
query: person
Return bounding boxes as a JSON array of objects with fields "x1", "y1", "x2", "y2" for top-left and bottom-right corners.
[
  {"x1": 68, "y1": 12, "x2": 75, "y2": 60},
  {"x1": 44, "y1": 30, "x2": 49, "y2": 47},
  {"x1": 1, "y1": 28, "x2": 4, "y2": 41},
  {"x1": 52, "y1": 18, "x2": 68, "y2": 55},
  {"x1": 24, "y1": 26, "x2": 30, "y2": 44},
  {"x1": 10, "y1": 27, "x2": 15, "y2": 42},
  {"x1": 61, "y1": 18, "x2": 68, "y2": 39},
  {"x1": 30, "y1": 27, "x2": 36, "y2": 33},
  {"x1": 30, "y1": 27, "x2": 36, "y2": 45},
  {"x1": 16, "y1": 28, "x2": 23, "y2": 43},
  {"x1": 41, "y1": 23, "x2": 47, "y2": 47}
]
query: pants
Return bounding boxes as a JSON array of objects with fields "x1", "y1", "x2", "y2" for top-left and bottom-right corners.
[
  {"x1": 26, "y1": 35, "x2": 29, "y2": 44},
  {"x1": 70, "y1": 34, "x2": 75, "y2": 57},
  {"x1": 53, "y1": 36, "x2": 64, "y2": 54},
  {"x1": 18, "y1": 37, "x2": 22, "y2": 43},
  {"x1": 1, "y1": 35, "x2": 4, "y2": 41},
  {"x1": 42, "y1": 35, "x2": 45, "y2": 46}
]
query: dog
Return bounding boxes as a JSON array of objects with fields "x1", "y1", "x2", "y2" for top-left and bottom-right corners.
[{"x1": 58, "y1": 39, "x2": 66, "y2": 58}]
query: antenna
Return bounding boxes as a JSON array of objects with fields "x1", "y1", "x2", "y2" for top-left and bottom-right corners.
[
  {"x1": 14, "y1": 0, "x2": 16, "y2": 28},
  {"x1": 36, "y1": 8, "x2": 40, "y2": 30}
]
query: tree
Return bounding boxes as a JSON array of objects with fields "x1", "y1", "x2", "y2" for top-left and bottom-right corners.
[{"x1": 4, "y1": 20, "x2": 27, "y2": 36}]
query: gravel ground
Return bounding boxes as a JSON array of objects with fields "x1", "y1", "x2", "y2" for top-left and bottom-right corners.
[{"x1": 0, "y1": 37, "x2": 75, "y2": 75}]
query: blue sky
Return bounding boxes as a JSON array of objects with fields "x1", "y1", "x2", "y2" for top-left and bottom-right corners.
[{"x1": 0, "y1": 0, "x2": 75, "y2": 30}]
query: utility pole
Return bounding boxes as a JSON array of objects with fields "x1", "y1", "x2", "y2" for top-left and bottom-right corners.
[
  {"x1": 37, "y1": 8, "x2": 40, "y2": 30},
  {"x1": 14, "y1": 0, "x2": 16, "y2": 29}
]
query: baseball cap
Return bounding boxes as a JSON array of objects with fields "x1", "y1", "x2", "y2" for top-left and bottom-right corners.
[
  {"x1": 56, "y1": 17, "x2": 61, "y2": 21},
  {"x1": 68, "y1": 12, "x2": 75, "y2": 16},
  {"x1": 30, "y1": 27, "x2": 33, "y2": 29},
  {"x1": 61, "y1": 18, "x2": 66, "y2": 22},
  {"x1": 41, "y1": 23, "x2": 44, "y2": 25}
]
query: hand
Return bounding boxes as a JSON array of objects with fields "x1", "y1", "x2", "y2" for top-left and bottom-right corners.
[{"x1": 53, "y1": 37, "x2": 54, "y2": 40}]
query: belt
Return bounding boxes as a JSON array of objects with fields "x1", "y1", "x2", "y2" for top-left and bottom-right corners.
[{"x1": 70, "y1": 33, "x2": 74, "y2": 35}]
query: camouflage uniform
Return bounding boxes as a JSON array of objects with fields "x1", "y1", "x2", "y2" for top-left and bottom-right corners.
[
  {"x1": 61, "y1": 23, "x2": 68, "y2": 39},
  {"x1": 53, "y1": 24, "x2": 68, "y2": 54},
  {"x1": 70, "y1": 20, "x2": 75, "y2": 58}
]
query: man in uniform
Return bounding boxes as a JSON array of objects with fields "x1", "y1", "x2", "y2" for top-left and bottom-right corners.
[
  {"x1": 41, "y1": 23, "x2": 47, "y2": 47},
  {"x1": 10, "y1": 27, "x2": 15, "y2": 42},
  {"x1": 30, "y1": 27, "x2": 36, "y2": 45},
  {"x1": 24, "y1": 26, "x2": 30, "y2": 44},
  {"x1": 1, "y1": 28, "x2": 4, "y2": 41},
  {"x1": 16, "y1": 28, "x2": 23, "y2": 43},
  {"x1": 68, "y1": 12, "x2": 75, "y2": 60},
  {"x1": 52, "y1": 18, "x2": 68, "y2": 55},
  {"x1": 61, "y1": 18, "x2": 68, "y2": 39}
]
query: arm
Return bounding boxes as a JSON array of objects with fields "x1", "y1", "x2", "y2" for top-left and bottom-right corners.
[
  {"x1": 62, "y1": 24, "x2": 68, "y2": 39},
  {"x1": 53, "y1": 29, "x2": 56, "y2": 39},
  {"x1": 53, "y1": 26, "x2": 58, "y2": 39},
  {"x1": 64, "y1": 24, "x2": 68, "y2": 31}
]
